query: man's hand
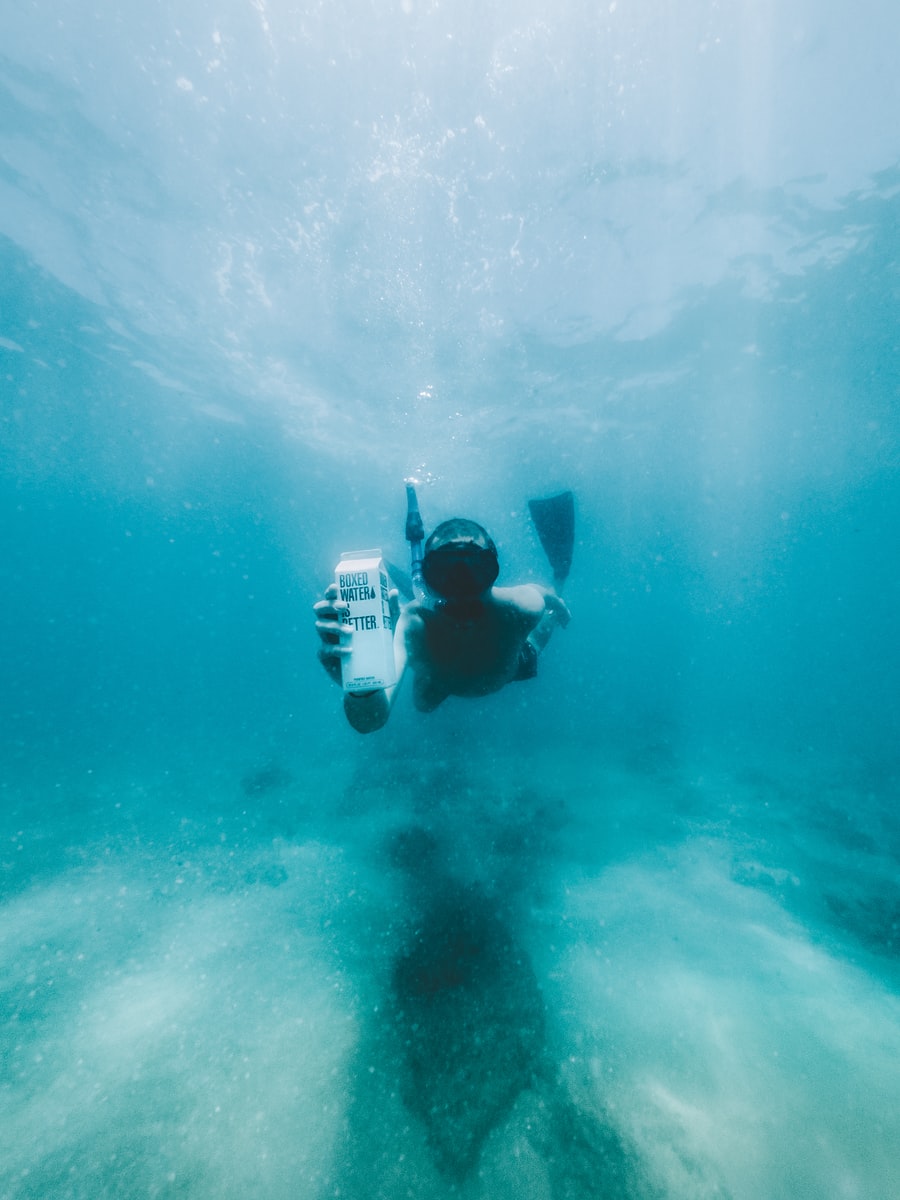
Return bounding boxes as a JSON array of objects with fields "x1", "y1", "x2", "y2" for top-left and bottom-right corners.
[
  {"x1": 401, "y1": 600, "x2": 428, "y2": 666},
  {"x1": 313, "y1": 584, "x2": 351, "y2": 683},
  {"x1": 544, "y1": 592, "x2": 572, "y2": 628},
  {"x1": 314, "y1": 585, "x2": 402, "y2": 685}
]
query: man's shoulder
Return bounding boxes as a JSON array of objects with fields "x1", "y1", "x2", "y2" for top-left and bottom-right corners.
[{"x1": 491, "y1": 583, "x2": 547, "y2": 617}]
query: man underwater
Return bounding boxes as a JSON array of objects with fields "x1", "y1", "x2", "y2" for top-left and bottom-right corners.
[{"x1": 314, "y1": 510, "x2": 571, "y2": 733}]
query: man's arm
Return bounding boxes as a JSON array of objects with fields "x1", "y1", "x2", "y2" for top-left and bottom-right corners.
[
  {"x1": 344, "y1": 604, "x2": 408, "y2": 732},
  {"x1": 527, "y1": 589, "x2": 571, "y2": 654},
  {"x1": 314, "y1": 584, "x2": 407, "y2": 733}
]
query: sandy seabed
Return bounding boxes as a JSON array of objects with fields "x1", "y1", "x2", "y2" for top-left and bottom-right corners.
[{"x1": 2, "y1": 736, "x2": 898, "y2": 1200}]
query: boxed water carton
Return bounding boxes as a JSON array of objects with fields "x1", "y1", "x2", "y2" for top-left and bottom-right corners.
[{"x1": 335, "y1": 549, "x2": 397, "y2": 693}]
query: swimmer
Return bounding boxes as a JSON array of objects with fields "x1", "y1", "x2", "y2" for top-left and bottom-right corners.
[{"x1": 314, "y1": 494, "x2": 573, "y2": 733}]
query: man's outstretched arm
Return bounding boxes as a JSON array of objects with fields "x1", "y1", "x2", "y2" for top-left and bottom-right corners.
[
  {"x1": 527, "y1": 589, "x2": 571, "y2": 656},
  {"x1": 313, "y1": 584, "x2": 407, "y2": 733}
]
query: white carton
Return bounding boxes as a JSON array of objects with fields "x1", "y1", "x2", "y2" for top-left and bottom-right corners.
[{"x1": 335, "y1": 550, "x2": 397, "y2": 693}]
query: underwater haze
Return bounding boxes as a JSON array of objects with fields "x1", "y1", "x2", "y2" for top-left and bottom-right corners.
[{"x1": 2, "y1": 1, "x2": 900, "y2": 1197}]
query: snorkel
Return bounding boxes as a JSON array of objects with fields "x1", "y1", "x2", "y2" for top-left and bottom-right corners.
[
  {"x1": 404, "y1": 480, "x2": 428, "y2": 602},
  {"x1": 404, "y1": 483, "x2": 499, "y2": 614}
]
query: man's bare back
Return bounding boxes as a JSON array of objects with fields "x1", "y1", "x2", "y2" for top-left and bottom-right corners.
[{"x1": 402, "y1": 585, "x2": 546, "y2": 711}]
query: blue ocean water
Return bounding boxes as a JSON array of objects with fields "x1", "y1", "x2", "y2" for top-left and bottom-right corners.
[{"x1": 2, "y1": 2, "x2": 899, "y2": 1196}]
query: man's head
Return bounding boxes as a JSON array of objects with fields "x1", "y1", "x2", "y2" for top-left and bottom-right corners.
[{"x1": 422, "y1": 518, "x2": 499, "y2": 601}]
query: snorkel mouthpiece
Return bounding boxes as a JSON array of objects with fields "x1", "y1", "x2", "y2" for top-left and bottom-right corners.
[{"x1": 422, "y1": 519, "x2": 499, "y2": 601}]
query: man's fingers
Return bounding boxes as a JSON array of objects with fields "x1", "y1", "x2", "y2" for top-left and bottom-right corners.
[
  {"x1": 314, "y1": 578, "x2": 352, "y2": 653},
  {"x1": 314, "y1": 598, "x2": 348, "y2": 616},
  {"x1": 315, "y1": 617, "x2": 351, "y2": 634},
  {"x1": 315, "y1": 617, "x2": 352, "y2": 646},
  {"x1": 318, "y1": 642, "x2": 351, "y2": 658},
  {"x1": 314, "y1": 607, "x2": 346, "y2": 624},
  {"x1": 314, "y1": 597, "x2": 349, "y2": 632},
  {"x1": 547, "y1": 594, "x2": 571, "y2": 628}
]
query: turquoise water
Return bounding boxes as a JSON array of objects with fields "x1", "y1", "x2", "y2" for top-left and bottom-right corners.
[{"x1": 2, "y1": 3, "x2": 899, "y2": 1197}]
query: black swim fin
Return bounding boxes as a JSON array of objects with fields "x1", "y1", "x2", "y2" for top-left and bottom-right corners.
[{"x1": 528, "y1": 491, "x2": 575, "y2": 592}]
